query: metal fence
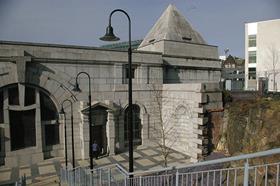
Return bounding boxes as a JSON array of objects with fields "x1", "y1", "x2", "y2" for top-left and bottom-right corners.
[
  {"x1": 60, "y1": 148, "x2": 280, "y2": 186},
  {"x1": 60, "y1": 164, "x2": 127, "y2": 186},
  {"x1": 14, "y1": 174, "x2": 26, "y2": 186}
]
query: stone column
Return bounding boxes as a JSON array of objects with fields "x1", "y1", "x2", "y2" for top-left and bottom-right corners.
[
  {"x1": 81, "y1": 106, "x2": 90, "y2": 160},
  {"x1": 140, "y1": 64, "x2": 149, "y2": 84},
  {"x1": 118, "y1": 113, "x2": 125, "y2": 151},
  {"x1": 3, "y1": 90, "x2": 10, "y2": 155},
  {"x1": 107, "y1": 110, "x2": 116, "y2": 155},
  {"x1": 33, "y1": 89, "x2": 44, "y2": 162},
  {"x1": 141, "y1": 113, "x2": 149, "y2": 144}
]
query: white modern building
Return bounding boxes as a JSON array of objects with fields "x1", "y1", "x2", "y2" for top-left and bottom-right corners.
[{"x1": 245, "y1": 19, "x2": 280, "y2": 91}]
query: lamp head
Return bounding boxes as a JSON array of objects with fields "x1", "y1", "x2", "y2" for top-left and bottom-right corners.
[
  {"x1": 59, "y1": 107, "x2": 65, "y2": 114},
  {"x1": 100, "y1": 25, "x2": 120, "y2": 41},
  {"x1": 72, "y1": 82, "x2": 81, "y2": 92}
]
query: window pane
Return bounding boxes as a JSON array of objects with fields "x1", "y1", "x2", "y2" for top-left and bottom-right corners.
[
  {"x1": 9, "y1": 110, "x2": 36, "y2": 150},
  {"x1": 249, "y1": 51, "x2": 256, "y2": 63},
  {"x1": 248, "y1": 35, "x2": 256, "y2": 47},
  {"x1": 25, "y1": 86, "x2": 35, "y2": 106},
  {"x1": 8, "y1": 85, "x2": 19, "y2": 105},
  {"x1": 249, "y1": 68, "x2": 256, "y2": 79},
  {"x1": 0, "y1": 91, "x2": 3, "y2": 123},
  {"x1": 124, "y1": 105, "x2": 141, "y2": 145},
  {"x1": 125, "y1": 65, "x2": 135, "y2": 79},
  {"x1": 40, "y1": 91, "x2": 57, "y2": 121},
  {"x1": 45, "y1": 124, "x2": 59, "y2": 146}
]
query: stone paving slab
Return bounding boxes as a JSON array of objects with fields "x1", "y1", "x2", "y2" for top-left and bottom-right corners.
[{"x1": 0, "y1": 144, "x2": 191, "y2": 184}]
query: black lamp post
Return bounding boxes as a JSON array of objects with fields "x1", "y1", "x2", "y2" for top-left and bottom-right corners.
[
  {"x1": 60, "y1": 99, "x2": 75, "y2": 168},
  {"x1": 72, "y1": 72, "x2": 93, "y2": 169},
  {"x1": 100, "y1": 9, "x2": 134, "y2": 174}
]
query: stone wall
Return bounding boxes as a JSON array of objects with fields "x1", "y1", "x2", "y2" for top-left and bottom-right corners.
[
  {"x1": 0, "y1": 41, "x2": 222, "y2": 166},
  {"x1": 161, "y1": 83, "x2": 222, "y2": 162}
]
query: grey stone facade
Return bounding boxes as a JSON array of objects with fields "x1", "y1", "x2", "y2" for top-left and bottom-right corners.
[{"x1": 0, "y1": 4, "x2": 222, "y2": 167}]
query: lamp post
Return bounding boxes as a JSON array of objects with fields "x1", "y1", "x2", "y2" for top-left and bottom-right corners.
[
  {"x1": 100, "y1": 9, "x2": 134, "y2": 174},
  {"x1": 60, "y1": 99, "x2": 75, "y2": 168},
  {"x1": 72, "y1": 72, "x2": 93, "y2": 169}
]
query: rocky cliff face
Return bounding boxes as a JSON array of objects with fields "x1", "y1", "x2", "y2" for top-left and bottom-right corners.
[
  {"x1": 212, "y1": 98, "x2": 280, "y2": 155},
  {"x1": 207, "y1": 96, "x2": 280, "y2": 185}
]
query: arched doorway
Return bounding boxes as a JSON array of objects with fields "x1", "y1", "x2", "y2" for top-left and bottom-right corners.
[{"x1": 124, "y1": 104, "x2": 142, "y2": 147}]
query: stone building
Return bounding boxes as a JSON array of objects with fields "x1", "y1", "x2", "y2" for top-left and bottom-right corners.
[
  {"x1": 0, "y1": 4, "x2": 222, "y2": 167},
  {"x1": 221, "y1": 55, "x2": 245, "y2": 90}
]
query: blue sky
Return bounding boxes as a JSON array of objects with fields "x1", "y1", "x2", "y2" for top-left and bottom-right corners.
[{"x1": 0, "y1": 0, "x2": 279, "y2": 57}]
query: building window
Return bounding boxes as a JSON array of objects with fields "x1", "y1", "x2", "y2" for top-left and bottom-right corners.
[
  {"x1": 25, "y1": 86, "x2": 36, "y2": 106},
  {"x1": 8, "y1": 85, "x2": 19, "y2": 105},
  {"x1": 40, "y1": 92, "x2": 57, "y2": 121},
  {"x1": 124, "y1": 65, "x2": 136, "y2": 79},
  {"x1": 124, "y1": 104, "x2": 142, "y2": 146},
  {"x1": 9, "y1": 109, "x2": 36, "y2": 150},
  {"x1": 248, "y1": 35, "x2": 256, "y2": 47},
  {"x1": 249, "y1": 68, "x2": 256, "y2": 79},
  {"x1": 249, "y1": 51, "x2": 256, "y2": 63},
  {"x1": 40, "y1": 91, "x2": 59, "y2": 146},
  {"x1": 45, "y1": 124, "x2": 59, "y2": 146}
]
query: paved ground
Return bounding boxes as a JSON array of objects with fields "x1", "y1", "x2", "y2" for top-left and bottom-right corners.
[{"x1": 0, "y1": 144, "x2": 190, "y2": 185}]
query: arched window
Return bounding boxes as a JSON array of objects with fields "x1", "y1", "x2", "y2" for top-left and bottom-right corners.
[
  {"x1": 124, "y1": 104, "x2": 141, "y2": 146},
  {"x1": 40, "y1": 91, "x2": 59, "y2": 146},
  {"x1": 0, "y1": 83, "x2": 59, "y2": 151}
]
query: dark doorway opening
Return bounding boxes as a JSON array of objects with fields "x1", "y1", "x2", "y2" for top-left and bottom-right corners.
[{"x1": 91, "y1": 106, "x2": 108, "y2": 155}]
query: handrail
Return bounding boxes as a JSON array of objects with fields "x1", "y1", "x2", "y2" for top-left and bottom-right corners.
[
  {"x1": 128, "y1": 148, "x2": 280, "y2": 176},
  {"x1": 89, "y1": 164, "x2": 117, "y2": 171},
  {"x1": 115, "y1": 163, "x2": 130, "y2": 176},
  {"x1": 129, "y1": 166, "x2": 174, "y2": 177},
  {"x1": 62, "y1": 148, "x2": 280, "y2": 178},
  {"x1": 176, "y1": 148, "x2": 280, "y2": 171}
]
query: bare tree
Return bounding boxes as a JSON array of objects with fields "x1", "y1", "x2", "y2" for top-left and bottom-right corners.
[
  {"x1": 149, "y1": 84, "x2": 179, "y2": 167},
  {"x1": 264, "y1": 45, "x2": 280, "y2": 92}
]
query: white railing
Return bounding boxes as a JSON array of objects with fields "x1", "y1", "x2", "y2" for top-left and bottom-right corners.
[
  {"x1": 60, "y1": 164, "x2": 127, "y2": 186},
  {"x1": 60, "y1": 148, "x2": 280, "y2": 186}
]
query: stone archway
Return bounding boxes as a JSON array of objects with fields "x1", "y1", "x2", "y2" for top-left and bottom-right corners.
[
  {"x1": 81, "y1": 101, "x2": 119, "y2": 156},
  {"x1": 0, "y1": 59, "x2": 77, "y2": 166}
]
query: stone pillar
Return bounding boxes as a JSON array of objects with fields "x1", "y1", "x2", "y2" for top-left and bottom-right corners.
[
  {"x1": 3, "y1": 90, "x2": 10, "y2": 156},
  {"x1": 141, "y1": 113, "x2": 149, "y2": 144},
  {"x1": 32, "y1": 89, "x2": 44, "y2": 163},
  {"x1": 81, "y1": 103, "x2": 90, "y2": 160},
  {"x1": 140, "y1": 64, "x2": 149, "y2": 84},
  {"x1": 107, "y1": 110, "x2": 116, "y2": 155},
  {"x1": 118, "y1": 113, "x2": 125, "y2": 151},
  {"x1": 35, "y1": 90, "x2": 43, "y2": 151}
]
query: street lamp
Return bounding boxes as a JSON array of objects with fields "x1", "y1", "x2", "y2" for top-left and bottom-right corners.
[
  {"x1": 100, "y1": 9, "x2": 134, "y2": 173},
  {"x1": 72, "y1": 72, "x2": 94, "y2": 169},
  {"x1": 60, "y1": 99, "x2": 75, "y2": 168}
]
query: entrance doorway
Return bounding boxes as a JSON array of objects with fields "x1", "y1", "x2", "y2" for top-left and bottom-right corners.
[{"x1": 91, "y1": 106, "x2": 108, "y2": 155}]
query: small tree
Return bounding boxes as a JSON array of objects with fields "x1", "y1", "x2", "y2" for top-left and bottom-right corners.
[
  {"x1": 149, "y1": 84, "x2": 178, "y2": 167},
  {"x1": 264, "y1": 46, "x2": 280, "y2": 92}
]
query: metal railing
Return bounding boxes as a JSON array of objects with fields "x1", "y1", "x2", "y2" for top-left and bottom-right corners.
[
  {"x1": 14, "y1": 174, "x2": 26, "y2": 186},
  {"x1": 60, "y1": 148, "x2": 280, "y2": 186},
  {"x1": 60, "y1": 164, "x2": 127, "y2": 186}
]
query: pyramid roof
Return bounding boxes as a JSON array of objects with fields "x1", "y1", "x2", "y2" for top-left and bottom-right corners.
[{"x1": 138, "y1": 4, "x2": 206, "y2": 48}]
